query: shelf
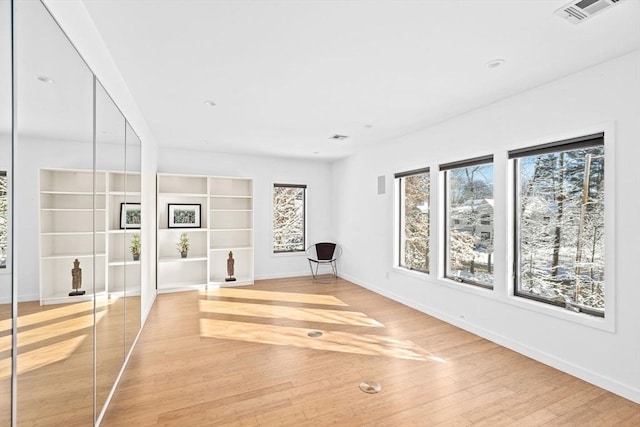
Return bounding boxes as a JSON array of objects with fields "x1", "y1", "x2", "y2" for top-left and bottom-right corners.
[
  {"x1": 109, "y1": 191, "x2": 142, "y2": 196},
  {"x1": 40, "y1": 190, "x2": 105, "y2": 196},
  {"x1": 41, "y1": 290, "x2": 107, "y2": 306},
  {"x1": 210, "y1": 246, "x2": 252, "y2": 252},
  {"x1": 42, "y1": 253, "x2": 106, "y2": 260},
  {"x1": 41, "y1": 208, "x2": 105, "y2": 212},
  {"x1": 208, "y1": 277, "x2": 254, "y2": 287},
  {"x1": 210, "y1": 228, "x2": 253, "y2": 232},
  {"x1": 158, "y1": 192, "x2": 208, "y2": 198},
  {"x1": 107, "y1": 288, "x2": 141, "y2": 298},
  {"x1": 209, "y1": 195, "x2": 253, "y2": 199},
  {"x1": 158, "y1": 256, "x2": 207, "y2": 264},
  {"x1": 158, "y1": 228, "x2": 208, "y2": 233},
  {"x1": 108, "y1": 259, "x2": 141, "y2": 267},
  {"x1": 42, "y1": 231, "x2": 106, "y2": 236},
  {"x1": 210, "y1": 209, "x2": 253, "y2": 212},
  {"x1": 157, "y1": 282, "x2": 208, "y2": 294},
  {"x1": 108, "y1": 229, "x2": 141, "y2": 234}
]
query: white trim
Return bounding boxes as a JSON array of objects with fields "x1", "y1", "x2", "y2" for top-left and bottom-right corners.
[{"x1": 254, "y1": 270, "x2": 311, "y2": 280}]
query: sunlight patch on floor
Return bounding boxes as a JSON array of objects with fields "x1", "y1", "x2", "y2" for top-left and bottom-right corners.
[
  {"x1": 199, "y1": 299, "x2": 384, "y2": 327},
  {"x1": 201, "y1": 288, "x2": 348, "y2": 306},
  {"x1": 200, "y1": 318, "x2": 442, "y2": 361},
  {"x1": 0, "y1": 300, "x2": 102, "y2": 332},
  {"x1": 0, "y1": 335, "x2": 87, "y2": 379},
  {"x1": 0, "y1": 303, "x2": 111, "y2": 377},
  {"x1": 0, "y1": 312, "x2": 98, "y2": 352}
]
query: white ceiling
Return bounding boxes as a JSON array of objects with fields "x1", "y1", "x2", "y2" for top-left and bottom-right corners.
[{"x1": 78, "y1": 0, "x2": 640, "y2": 160}]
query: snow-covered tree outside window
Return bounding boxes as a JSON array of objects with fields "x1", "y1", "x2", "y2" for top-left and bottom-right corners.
[
  {"x1": 512, "y1": 136, "x2": 605, "y2": 316},
  {"x1": 0, "y1": 171, "x2": 6, "y2": 268},
  {"x1": 443, "y1": 158, "x2": 494, "y2": 288},
  {"x1": 273, "y1": 184, "x2": 306, "y2": 252},
  {"x1": 396, "y1": 168, "x2": 429, "y2": 272}
]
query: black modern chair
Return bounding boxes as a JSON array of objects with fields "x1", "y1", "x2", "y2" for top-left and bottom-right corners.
[{"x1": 306, "y1": 242, "x2": 342, "y2": 279}]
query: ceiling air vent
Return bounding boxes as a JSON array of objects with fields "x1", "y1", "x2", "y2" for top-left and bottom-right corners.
[{"x1": 555, "y1": 0, "x2": 624, "y2": 24}]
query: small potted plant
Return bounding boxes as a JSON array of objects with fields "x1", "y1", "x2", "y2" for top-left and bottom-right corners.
[
  {"x1": 130, "y1": 233, "x2": 141, "y2": 261},
  {"x1": 177, "y1": 232, "x2": 189, "y2": 258}
]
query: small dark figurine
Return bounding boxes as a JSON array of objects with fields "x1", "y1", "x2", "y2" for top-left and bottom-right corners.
[
  {"x1": 69, "y1": 258, "x2": 86, "y2": 296},
  {"x1": 225, "y1": 251, "x2": 236, "y2": 282}
]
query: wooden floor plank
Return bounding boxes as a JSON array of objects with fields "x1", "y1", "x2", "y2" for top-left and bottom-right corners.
[{"x1": 101, "y1": 277, "x2": 640, "y2": 426}]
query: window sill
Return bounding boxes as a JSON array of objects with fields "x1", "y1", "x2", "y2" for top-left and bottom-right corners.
[
  {"x1": 506, "y1": 293, "x2": 614, "y2": 333},
  {"x1": 393, "y1": 266, "x2": 430, "y2": 281}
]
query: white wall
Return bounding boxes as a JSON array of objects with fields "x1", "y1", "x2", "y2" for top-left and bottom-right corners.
[
  {"x1": 332, "y1": 50, "x2": 640, "y2": 403},
  {"x1": 159, "y1": 149, "x2": 333, "y2": 279}
]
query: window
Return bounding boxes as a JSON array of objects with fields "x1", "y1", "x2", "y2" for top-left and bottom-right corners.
[
  {"x1": 511, "y1": 133, "x2": 605, "y2": 317},
  {"x1": 0, "y1": 171, "x2": 6, "y2": 268},
  {"x1": 273, "y1": 184, "x2": 306, "y2": 253},
  {"x1": 396, "y1": 168, "x2": 430, "y2": 273},
  {"x1": 441, "y1": 156, "x2": 494, "y2": 288}
]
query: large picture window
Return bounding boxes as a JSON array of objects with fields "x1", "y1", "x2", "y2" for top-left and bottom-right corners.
[
  {"x1": 273, "y1": 183, "x2": 306, "y2": 253},
  {"x1": 511, "y1": 133, "x2": 605, "y2": 316},
  {"x1": 0, "y1": 171, "x2": 6, "y2": 268},
  {"x1": 396, "y1": 168, "x2": 430, "y2": 273},
  {"x1": 441, "y1": 156, "x2": 494, "y2": 288}
]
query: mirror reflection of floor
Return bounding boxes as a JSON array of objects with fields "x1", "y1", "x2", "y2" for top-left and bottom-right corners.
[
  {"x1": 0, "y1": 294, "x2": 139, "y2": 426},
  {"x1": 0, "y1": 302, "x2": 11, "y2": 426}
]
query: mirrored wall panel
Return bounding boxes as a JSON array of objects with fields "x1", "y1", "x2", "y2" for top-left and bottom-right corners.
[
  {"x1": 124, "y1": 122, "x2": 141, "y2": 356},
  {"x1": 11, "y1": 0, "x2": 144, "y2": 424},
  {"x1": 16, "y1": 0, "x2": 95, "y2": 424},
  {"x1": 0, "y1": 0, "x2": 13, "y2": 425},
  {"x1": 95, "y1": 80, "x2": 127, "y2": 415}
]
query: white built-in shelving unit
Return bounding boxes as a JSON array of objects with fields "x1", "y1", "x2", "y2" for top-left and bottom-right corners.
[
  {"x1": 156, "y1": 173, "x2": 254, "y2": 293},
  {"x1": 106, "y1": 171, "x2": 142, "y2": 299},
  {"x1": 39, "y1": 168, "x2": 141, "y2": 305}
]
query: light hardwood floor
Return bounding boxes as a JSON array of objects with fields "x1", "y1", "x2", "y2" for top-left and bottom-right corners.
[{"x1": 103, "y1": 276, "x2": 640, "y2": 426}]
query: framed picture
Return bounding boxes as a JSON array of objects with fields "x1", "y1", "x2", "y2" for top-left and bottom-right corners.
[
  {"x1": 168, "y1": 204, "x2": 201, "y2": 228},
  {"x1": 120, "y1": 203, "x2": 142, "y2": 229}
]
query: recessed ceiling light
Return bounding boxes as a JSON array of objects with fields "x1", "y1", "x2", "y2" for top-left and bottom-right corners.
[
  {"x1": 486, "y1": 59, "x2": 505, "y2": 69},
  {"x1": 203, "y1": 100, "x2": 216, "y2": 107},
  {"x1": 200, "y1": 140, "x2": 208, "y2": 144},
  {"x1": 35, "y1": 75, "x2": 54, "y2": 84},
  {"x1": 330, "y1": 134, "x2": 349, "y2": 141},
  {"x1": 364, "y1": 124, "x2": 374, "y2": 129},
  {"x1": 313, "y1": 151, "x2": 320, "y2": 154}
]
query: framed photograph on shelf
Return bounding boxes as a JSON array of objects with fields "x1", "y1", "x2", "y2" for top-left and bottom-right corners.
[
  {"x1": 120, "y1": 203, "x2": 141, "y2": 229},
  {"x1": 168, "y1": 203, "x2": 201, "y2": 228}
]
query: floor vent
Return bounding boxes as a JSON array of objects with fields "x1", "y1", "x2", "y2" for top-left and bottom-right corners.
[{"x1": 359, "y1": 380, "x2": 382, "y2": 394}]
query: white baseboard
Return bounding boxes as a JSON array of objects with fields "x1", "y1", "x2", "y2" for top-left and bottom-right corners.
[
  {"x1": 254, "y1": 271, "x2": 311, "y2": 281},
  {"x1": 0, "y1": 293, "x2": 39, "y2": 304},
  {"x1": 339, "y1": 272, "x2": 640, "y2": 404}
]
